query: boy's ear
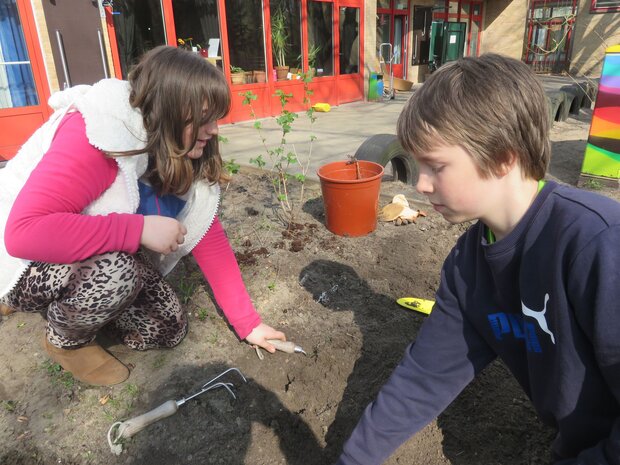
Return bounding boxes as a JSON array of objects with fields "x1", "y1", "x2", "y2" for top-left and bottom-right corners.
[{"x1": 496, "y1": 152, "x2": 518, "y2": 177}]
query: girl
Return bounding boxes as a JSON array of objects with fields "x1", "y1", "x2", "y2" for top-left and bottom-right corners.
[{"x1": 0, "y1": 46, "x2": 285, "y2": 386}]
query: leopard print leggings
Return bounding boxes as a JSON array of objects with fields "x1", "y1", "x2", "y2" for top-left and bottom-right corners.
[{"x1": 0, "y1": 251, "x2": 187, "y2": 350}]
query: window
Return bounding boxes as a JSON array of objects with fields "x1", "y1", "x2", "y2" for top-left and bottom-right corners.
[
  {"x1": 339, "y1": 7, "x2": 359, "y2": 74},
  {"x1": 307, "y1": 1, "x2": 333, "y2": 76},
  {"x1": 111, "y1": 0, "x2": 167, "y2": 78},
  {"x1": 0, "y1": 0, "x2": 38, "y2": 108},
  {"x1": 225, "y1": 0, "x2": 266, "y2": 80},
  {"x1": 172, "y1": 0, "x2": 223, "y2": 71},
  {"x1": 269, "y1": 0, "x2": 301, "y2": 77},
  {"x1": 591, "y1": 0, "x2": 620, "y2": 12}
]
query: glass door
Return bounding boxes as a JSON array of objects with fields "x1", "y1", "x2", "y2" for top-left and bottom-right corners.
[
  {"x1": 105, "y1": 0, "x2": 167, "y2": 78},
  {"x1": 391, "y1": 14, "x2": 406, "y2": 78},
  {"x1": 377, "y1": 1, "x2": 409, "y2": 79},
  {"x1": 0, "y1": 0, "x2": 51, "y2": 160},
  {"x1": 339, "y1": 6, "x2": 359, "y2": 75},
  {"x1": 171, "y1": 0, "x2": 224, "y2": 73}
]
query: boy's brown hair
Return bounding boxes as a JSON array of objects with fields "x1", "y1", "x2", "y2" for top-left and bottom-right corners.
[
  {"x1": 124, "y1": 45, "x2": 231, "y2": 196},
  {"x1": 397, "y1": 53, "x2": 550, "y2": 180}
]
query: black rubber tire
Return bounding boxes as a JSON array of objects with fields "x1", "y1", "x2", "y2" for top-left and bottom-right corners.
[{"x1": 354, "y1": 134, "x2": 419, "y2": 185}]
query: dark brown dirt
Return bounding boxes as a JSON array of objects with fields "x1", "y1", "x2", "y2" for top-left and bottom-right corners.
[{"x1": 0, "y1": 109, "x2": 616, "y2": 465}]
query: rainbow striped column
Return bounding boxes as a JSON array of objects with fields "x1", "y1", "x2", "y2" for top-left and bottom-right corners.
[{"x1": 581, "y1": 45, "x2": 620, "y2": 182}]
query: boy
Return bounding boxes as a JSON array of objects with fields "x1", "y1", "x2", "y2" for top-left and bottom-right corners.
[{"x1": 336, "y1": 54, "x2": 620, "y2": 464}]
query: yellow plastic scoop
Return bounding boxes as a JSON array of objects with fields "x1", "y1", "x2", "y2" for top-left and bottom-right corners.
[{"x1": 396, "y1": 297, "x2": 435, "y2": 315}]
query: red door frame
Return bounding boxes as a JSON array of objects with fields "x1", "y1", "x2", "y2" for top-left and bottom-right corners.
[
  {"x1": 0, "y1": 0, "x2": 52, "y2": 160},
  {"x1": 377, "y1": 0, "x2": 409, "y2": 79},
  {"x1": 102, "y1": 0, "x2": 363, "y2": 124}
]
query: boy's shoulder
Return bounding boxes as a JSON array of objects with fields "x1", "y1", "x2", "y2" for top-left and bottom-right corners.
[
  {"x1": 546, "y1": 183, "x2": 620, "y2": 227},
  {"x1": 449, "y1": 182, "x2": 620, "y2": 263}
]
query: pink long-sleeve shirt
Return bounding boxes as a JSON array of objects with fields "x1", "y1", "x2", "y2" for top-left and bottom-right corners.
[{"x1": 5, "y1": 112, "x2": 260, "y2": 339}]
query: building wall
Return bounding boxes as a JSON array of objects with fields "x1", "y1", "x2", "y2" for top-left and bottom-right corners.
[
  {"x1": 364, "y1": 0, "x2": 378, "y2": 98},
  {"x1": 480, "y1": 0, "x2": 528, "y2": 59},
  {"x1": 570, "y1": 1, "x2": 620, "y2": 77},
  {"x1": 30, "y1": 0, "x2": 59, "y2": 94}
]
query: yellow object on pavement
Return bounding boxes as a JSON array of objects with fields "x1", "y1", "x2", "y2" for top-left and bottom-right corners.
[{"x1": 313, "y1": 102, "x2": 331, "y2": 112}]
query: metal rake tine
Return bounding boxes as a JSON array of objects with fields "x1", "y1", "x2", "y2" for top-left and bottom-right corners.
[
  {"x1": 204, "y1": 381, "x2": 237, "y2": 400},
  {"x1": 202, "y1": 367, "x2": 247, "y2": 389}
]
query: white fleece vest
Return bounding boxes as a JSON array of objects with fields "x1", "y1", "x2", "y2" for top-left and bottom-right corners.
[{"x1": 0, "y1": 79, "x2": 219, "y2": 298}]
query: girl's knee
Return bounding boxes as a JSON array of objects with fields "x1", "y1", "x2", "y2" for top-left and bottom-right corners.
[{"x1": 79, "y1": 252, "x2": 142, "y2": 308}]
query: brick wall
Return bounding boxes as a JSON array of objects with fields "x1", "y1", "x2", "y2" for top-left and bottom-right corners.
[
  {"x1": 570, "y1": 0, "x2": 620, "y2": 77},
  {"x1": 481, "y1": 0, "x2": 528, "y2": 59}
]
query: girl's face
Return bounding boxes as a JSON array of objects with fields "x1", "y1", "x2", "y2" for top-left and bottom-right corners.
[{"x1": 183, "y1": 102, "x2": 219, "y2": 160}]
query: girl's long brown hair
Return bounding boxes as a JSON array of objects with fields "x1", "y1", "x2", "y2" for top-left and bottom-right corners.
[{"x1": 122, "y1": 45, "x2": 231, "y2": 196}]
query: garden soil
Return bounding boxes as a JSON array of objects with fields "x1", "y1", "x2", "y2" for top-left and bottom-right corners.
[{"x1": 1, "y1": 108, "x2": 618, "y2": 465}]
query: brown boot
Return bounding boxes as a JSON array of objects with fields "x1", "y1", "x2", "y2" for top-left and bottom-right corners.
[
  {"x1": 0, "y1": 303, "x2": 16, "y2": 316},
  {"x1": 42, "y1": 337, "x2": 130, "y2": 386}
]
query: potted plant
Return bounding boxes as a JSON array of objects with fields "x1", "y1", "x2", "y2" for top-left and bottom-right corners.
[
  {"x1": 253, "y1": 69, "x2": 266, "y2": 83},
  {"x1": 317, "y1": 156, "x2": 384, "y2": 237},
  {"x1": 177, "y1": 37, "x2": 201, "y2": 53},
  {"x1": 230, "y1": 65, "x2": 245, "y2": 85},
  {"x1": 307, "y1": 43, "x2": 322, "y2": 77},
  {"x1": 271, "y1": 8, "x2": 290, "y2": 80}
]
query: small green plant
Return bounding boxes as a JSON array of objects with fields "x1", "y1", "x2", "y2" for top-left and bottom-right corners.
[
  {"x1": 42, "y1": 360, "x2": 75, "y2": 389},
  {"x1": 178, "y1": 278, "x2": 198, "y2": 305},
  {"x1": 240, "y1": 73, "x2": 317, "y2": 225},
  {"x1": 197, "y1": 307, "x2": 208, "y2": 321},
  {"x1": 230, "y1": 65, "x2": 244, "y2": 74},
  {"x1": 152, "y1": 353, "x2": 167, "y2": 369},
  {"x1": 224, "y1": 159, "x2": 240, "y2": 175},
  {"x1": 1, "y1": 400, "x2": 16, "y2": 412},
  {"x1": 124, "y1": 383, "x2": 139, "y2": 398},
  {"x1": 267, "y1": 282, "x2": 276, "y2": 291},
  {"x1": 583, "y1": 178, "x2": 604, "y2": 190}
]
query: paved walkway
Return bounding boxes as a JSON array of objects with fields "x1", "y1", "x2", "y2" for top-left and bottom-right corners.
[
  {"x1": 219, "y1": 73, "x2": 592, "y2": 184},
  {"x1": 219, "y1": 91, "x2": 414, "y2": 182}
]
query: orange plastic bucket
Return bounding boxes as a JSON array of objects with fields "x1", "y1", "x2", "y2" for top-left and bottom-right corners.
[{"x1": 317, "y1": 160, "x2": 384, "y2": 237}]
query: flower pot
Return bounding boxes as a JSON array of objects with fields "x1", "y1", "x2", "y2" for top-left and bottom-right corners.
[
  {"x1": 230, "y1": 72, "x2": 245, "y2": 85},
  {"x1": 275, "y1": 66, "x2": 289, "y2": 81},
  {"x1": 253, "y1": 70, "x2": 266, "y2": 83},
  {"x1": 317, "y1": 160, "x2": 384, "y2": 237}
]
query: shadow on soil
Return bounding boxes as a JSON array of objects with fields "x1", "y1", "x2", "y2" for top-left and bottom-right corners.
[
  {"x1": 299, "y1": 259, "x2": 422, "y2": 463},
  {"x1": 549, "y1": 139, "x2": 588, "y2": 186},
  {"x1": 119, "y1": 362, "x2": 323, "y2": 465},
  {"x1": 300, "y1": 259, "x2": 555, "y2": 465}
]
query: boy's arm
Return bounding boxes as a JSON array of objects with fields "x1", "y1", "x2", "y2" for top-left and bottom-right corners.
[
  {"x1": 4, "y1": 112, "x2": 144, "y2": 263},
  {"x1": 191, "y1": 217, "x2": 261, "y2": 340},
  {"x1": 336, "y1": 258, "x2": 496, "y2": 465},
  {"x1": 565, "y1": 224, "x2": 620, "y2": 464}
]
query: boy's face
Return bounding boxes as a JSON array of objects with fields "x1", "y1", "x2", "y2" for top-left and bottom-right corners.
[{"x1": 413, "y1": 144, "x2": 505, "y2": 225}]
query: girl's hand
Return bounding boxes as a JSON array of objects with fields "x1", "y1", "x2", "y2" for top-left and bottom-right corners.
[
  {"x1": 245, "y1": 323, "x2": 286, "y2": 353},
  {"x1": 141, "y1": 215, "x2": 187, "y2": 254}
]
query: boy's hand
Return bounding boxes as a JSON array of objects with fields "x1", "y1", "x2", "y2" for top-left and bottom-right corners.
[
  {"x1": 245, "y1": 323, "x2": 286, "y2": 353},
  {"x1": 140, "y1": 215, "x2": 187, "y2": 254}
]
